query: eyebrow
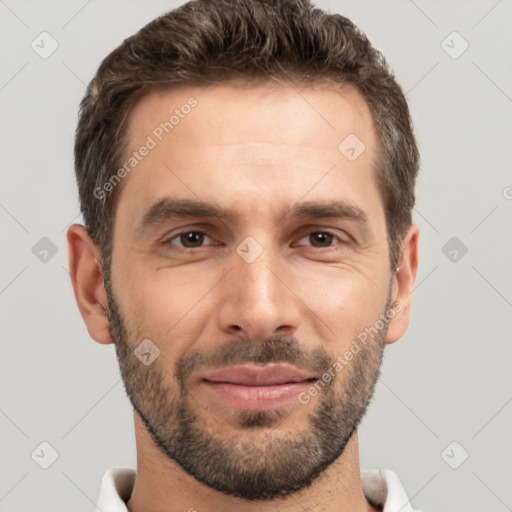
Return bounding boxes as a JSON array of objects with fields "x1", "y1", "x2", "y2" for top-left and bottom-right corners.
[{"x1": 135, "y1": 197, "x2": 369, "y2": 236}]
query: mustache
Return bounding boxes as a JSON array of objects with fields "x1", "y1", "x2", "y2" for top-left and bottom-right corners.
[{"x1": 174, "y1": 335, "x2": 332, "y2": 386}]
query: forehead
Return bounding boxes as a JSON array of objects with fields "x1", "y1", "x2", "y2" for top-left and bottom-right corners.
[
  {"x1": 115, "y1": 81, "x2": 381, "y2": 232},
  {"x1": 127, "y1": 80, "x2": 376, "y2": 154}
]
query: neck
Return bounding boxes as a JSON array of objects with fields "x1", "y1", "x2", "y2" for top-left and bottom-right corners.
[{"x1": 126, "y1": 413, "x2": 378, "y2": 512}]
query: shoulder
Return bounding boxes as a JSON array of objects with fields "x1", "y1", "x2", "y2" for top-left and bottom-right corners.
[
  {"x1": 361, "y1": 468, "x2": 424, "y2": 512},
  {"x1": 95, "y1": 467, "x2": 136, "y2": 512}
]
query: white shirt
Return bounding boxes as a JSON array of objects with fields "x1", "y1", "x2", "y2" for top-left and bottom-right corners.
[{"x1": 95, "y1": 467, "x2": 423, "y2": 511}]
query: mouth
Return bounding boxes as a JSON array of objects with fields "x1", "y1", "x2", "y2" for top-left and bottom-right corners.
[{"x1": 199, "y1": 363, "x2": 317, "y2": 410}]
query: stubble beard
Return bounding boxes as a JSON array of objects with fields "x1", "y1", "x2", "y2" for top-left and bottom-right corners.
[{"x1": 104, "y1": 275, "x2": 389, "y2": 500}]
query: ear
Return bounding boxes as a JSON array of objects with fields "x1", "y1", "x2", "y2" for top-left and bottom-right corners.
[
  {"x1": 386, "y1": 224, "x2": 419, "y2": 345},
  {"x1": 66, "y1": 224, "x2": 113, "y2": 344}
]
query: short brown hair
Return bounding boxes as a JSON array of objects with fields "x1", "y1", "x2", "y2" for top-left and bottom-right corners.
[{"x1": 74, "y1": 0, "x2": 419, "y2": 274}]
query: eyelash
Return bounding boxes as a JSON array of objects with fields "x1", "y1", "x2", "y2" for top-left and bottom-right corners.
[{"x1": 161, "y1": 229, "x2": 348, "y2": 250}]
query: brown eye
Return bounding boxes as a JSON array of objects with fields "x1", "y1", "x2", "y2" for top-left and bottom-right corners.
[
  {"x1": 296, "y1": 231, "x2": 344, "y2": 249},
  {"x1": 163, "y1": 230, "x2": 212, "y2": 248},
  {"x1": 308, "y1": 232, "x2": 334, "y2": 247}
]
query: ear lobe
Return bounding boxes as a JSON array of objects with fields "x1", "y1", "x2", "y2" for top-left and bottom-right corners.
[
  {"x1": 66, "y1": 224, "x2": 114, "y2": 345},
  {"x1": 385, "y1": 224, "x2": 419, "y2": 345}
]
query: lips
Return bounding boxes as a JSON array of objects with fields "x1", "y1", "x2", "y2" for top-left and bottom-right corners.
[
  {"x1": 200, "y1": 363, "x2": 316, "y2": 386},
  {"x1": 199, "y1": 364, "x2": 317, "y2": 410}
]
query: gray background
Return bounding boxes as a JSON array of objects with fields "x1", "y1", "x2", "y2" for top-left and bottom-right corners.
[{"x1": 1, "y1": 1, "x2": 511, "y2": 511}]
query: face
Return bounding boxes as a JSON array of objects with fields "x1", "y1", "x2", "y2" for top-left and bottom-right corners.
[{"x1": 104, "y1": 81, "x2": 396, "y2": 499}]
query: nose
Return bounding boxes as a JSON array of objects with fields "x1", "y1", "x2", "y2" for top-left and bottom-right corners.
[{"x1": 216, "y1": 241, "x2": 301, "y2": 342}]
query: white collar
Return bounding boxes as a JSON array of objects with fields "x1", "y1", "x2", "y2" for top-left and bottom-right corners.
[{"x1": 95, "y1": 467, "x2": 422, "y2": 512}]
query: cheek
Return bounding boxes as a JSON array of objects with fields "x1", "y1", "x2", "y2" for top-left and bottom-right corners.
[
  {"x1": 291, "y1": 265, "x2": 389, "y2": 341},
  {"x1": 119, "y1": 267, "x2": 216, "y2": 353}
]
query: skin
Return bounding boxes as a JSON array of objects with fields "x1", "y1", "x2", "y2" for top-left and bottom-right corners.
[{"x1": 67, "y1": 81, "x2": 419, "y2": 512}]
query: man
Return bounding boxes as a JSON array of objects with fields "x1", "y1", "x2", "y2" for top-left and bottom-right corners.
[{"x1": 67, "y1": 0, "x2": 421, "y2": 510}]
